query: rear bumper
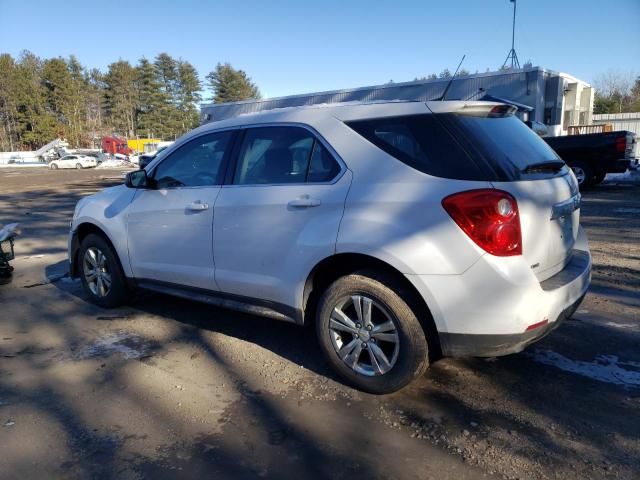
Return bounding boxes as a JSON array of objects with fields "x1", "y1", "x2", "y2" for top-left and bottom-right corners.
[
  {"x1": 439, "y1": 293, "x2": 584, "y2": 357},
  {"x1": 608, "y1": 158, "x2": 632, "y2": 173},
  {"x1": 405, "y1": 227, "x2": 592, "y2": 357}
]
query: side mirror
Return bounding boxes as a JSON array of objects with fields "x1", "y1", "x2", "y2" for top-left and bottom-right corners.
[{"x1": 125, "y1": 169, "x2": 151, "y2": 189}]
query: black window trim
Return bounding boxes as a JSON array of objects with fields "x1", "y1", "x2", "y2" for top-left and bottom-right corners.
[{"x1": 222, "y1": 122, "x2": 346, "y2": 187}]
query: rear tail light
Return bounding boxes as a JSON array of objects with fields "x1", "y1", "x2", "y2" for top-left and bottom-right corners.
[
  {"x1": 615, "y1": 136, "x2": 626, "y2": 154},
  {"x1": 442, "y1": 189, "x2": 522, "y2": 256}
]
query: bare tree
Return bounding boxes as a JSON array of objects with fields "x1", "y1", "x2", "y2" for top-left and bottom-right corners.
[{"x1": 593, "y1": 69, "x2": 637, "y2": 113}]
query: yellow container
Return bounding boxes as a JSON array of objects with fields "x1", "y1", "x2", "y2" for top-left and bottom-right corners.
[{"x1": 128, "y1": 138, "x2": 162, "y2": 154}]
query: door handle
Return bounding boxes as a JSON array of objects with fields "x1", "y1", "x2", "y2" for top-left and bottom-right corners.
[
  {"x1": 187, "y1": 200, "x2": 209, "y2": 211},
  {"x1": 288, "y1": 196, "x2": 321, "y2": 208}
]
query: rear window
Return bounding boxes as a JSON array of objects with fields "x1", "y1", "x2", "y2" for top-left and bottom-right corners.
[
  {"x1": 444, "y1": 114, "x2": 562, "y2": 174},
  {"x1": 346, "y1": 114, "x2": 488, "y2": 181},
  {"x1": 347, "y1": 113, "x2": 566, "y2": 181}
]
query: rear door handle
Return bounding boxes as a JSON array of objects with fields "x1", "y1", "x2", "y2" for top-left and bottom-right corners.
[
  {"x1": 288, "y1": 196, "x2": 321, "y2": 208},
  {"x1": 187, "y1": 200, "x2": 209, "y2": 211}
]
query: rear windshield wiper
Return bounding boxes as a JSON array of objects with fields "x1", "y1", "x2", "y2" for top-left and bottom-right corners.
[{"x1": 521, "y1": 160, "x2": 565, "y2": 174}]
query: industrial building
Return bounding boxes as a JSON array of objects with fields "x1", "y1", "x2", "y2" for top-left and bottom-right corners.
[{"x1": 200, "y1": 66, "x2": 593, "y2": 137}]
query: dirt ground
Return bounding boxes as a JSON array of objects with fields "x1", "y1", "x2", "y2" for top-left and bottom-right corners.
[{"x1": 0, "y1": 167, "x2": 638, "y2": 480}]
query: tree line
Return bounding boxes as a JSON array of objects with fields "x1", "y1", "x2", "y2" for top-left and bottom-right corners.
[
  {"x1": 593, "y1": 70, "x2": 640, "y2": 114},
  {"x1": 0, "y1": 51, "x2": 261, "y2": 152}
]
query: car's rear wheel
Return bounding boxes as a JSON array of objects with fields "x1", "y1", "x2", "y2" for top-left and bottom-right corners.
[
  {"x1": 79, "y1": 233, "x2": 129, "y2": 308},
  {"x1": 571, "y1": 161, "x2": 594, "y2": 189},
  {"x1": 315, "y1": 270, "x2": 429, "y2": 394},
  {"x1": 76, "y1": 163, "x2": 83, "y2": 170},
  {"x1": 50, "y1": 163, "x2": 58, "y2": 170}
]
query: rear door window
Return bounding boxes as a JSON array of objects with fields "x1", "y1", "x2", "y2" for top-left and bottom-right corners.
[{"x1": 233, "y1": 126, "x2": 341, "y2": 185}]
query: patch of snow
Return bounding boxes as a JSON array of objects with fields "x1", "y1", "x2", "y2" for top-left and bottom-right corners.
[
  {"x1": 96, "y1": 159, "x2": 136, "y2": 169},
  {"x1": 603, "y1": 321, "x2": 637, "y2": 330},
  {"x1": 76, "y1": 332, "x2": 148, "y2": 360},
  {"x1": 529, "y1": 349, "x2": 640, "y2": 389},
  {"x1": 604, "y1": 169, "x2": 640, "y2": 185}
]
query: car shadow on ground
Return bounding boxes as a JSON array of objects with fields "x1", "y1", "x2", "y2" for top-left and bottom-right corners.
[
  {"x1": 45, "y1": 256, "x2": 640, "y2": 478},
  {"x1": 47, "y1": 258, "x2": 337, "y2": 382}
]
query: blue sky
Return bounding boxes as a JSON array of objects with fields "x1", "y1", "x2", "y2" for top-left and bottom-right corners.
[{"x1": 0, "y1": 0, "x2": 638, "y2": 100}]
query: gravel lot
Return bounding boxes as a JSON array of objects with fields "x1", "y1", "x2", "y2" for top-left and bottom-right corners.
[{"x1": 0, "y1": 168, "x2": 638, "y2": 480}]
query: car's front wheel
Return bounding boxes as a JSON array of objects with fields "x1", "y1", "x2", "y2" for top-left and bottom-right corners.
[
  {"x1": 50, "y1": 163, "x2": 58, "y2": 170},
  {"x1": 316, "y1": 270, "x2": 429, "y2": 394},
  {"x1": 78, "y1": 233, "x2": 129, "y2": 308},
  {"x1": 76, "y1": 163, "x2": 83, "y2": 170}
]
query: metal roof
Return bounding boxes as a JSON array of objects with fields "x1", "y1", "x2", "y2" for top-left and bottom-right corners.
[{"x1": 201, "y1": 66, "x2": 591, "y2": 124}]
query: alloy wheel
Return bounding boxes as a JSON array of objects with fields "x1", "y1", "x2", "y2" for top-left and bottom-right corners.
[
  {"x1": 83, "y1": 247, "x2": 111, "y2": 298},
  {"x1": 328, "y1": 295, "x2": 400, "y2": 376}
]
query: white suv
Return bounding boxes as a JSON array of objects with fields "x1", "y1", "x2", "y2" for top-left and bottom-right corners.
[{"x1": 69, "y1": 101, "x2": 591, "y2": 393}]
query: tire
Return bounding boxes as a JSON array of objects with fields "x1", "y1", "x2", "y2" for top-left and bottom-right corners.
[
  {"x1": 315, "y1": 270, "x2": 429, "y2": 394},
  {"x1": 592, "y1": 171, "x2": 606, "y2": 185},
  {"x1": 76, "y1": 163, "x2": 83, "y2": 170},
  {"x1": 78, "y1": 233, "x2": 129, "y2": 308},
  {"x1": 50, "y1": 163, "x2": 58, "y2": 170},
  {"x1": 570, "y1": 161, "x2": 594, "y2": 189}
]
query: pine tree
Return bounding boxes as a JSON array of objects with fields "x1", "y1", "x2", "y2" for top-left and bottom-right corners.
[
  {"x1": 175, "y1": 60, "x2": 202, "y2": 134},
  {"x1": 104, "y1": 60, "x2": 137, "y2": 137},
  {"x1": 153, "y1": 53, "x2": 182, "y2": 137},
  {"x1": 136, "y1": 57, "x2": 170, "y2": 139},
  {"x1": 206, "y1": 63, "x2": 261, "y2": 104},
  {"x1": 0, "y1": 54, "x2": 19, "y2": 151},
  {"x1": 155, "y1": 53, "x2": 179, "y2": 101},
  {"x1": 85, "y1": 68, "x2": 106, "y2": 147},
  {"x1": 15, "y1": 51, "x2": 58, "y2": 149},
  {"x1": 42, "y1": 57, "x2": 91, "y2": 147}
]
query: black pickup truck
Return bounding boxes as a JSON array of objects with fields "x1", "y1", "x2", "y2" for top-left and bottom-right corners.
[{"x1": 544, "y1": 130, "x2": 636, "y2": 188}]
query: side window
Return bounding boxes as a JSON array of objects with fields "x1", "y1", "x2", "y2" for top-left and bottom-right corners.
[
  {"x1": 308, "y1": 141, "x2": 342, "y2": 182},
  {"x1": 153, "y1": 131, "x2": 232, "y2": 188},
  {"x1": 233, "y1": 127, "x2": 314, "y2": 185},
  {"x1": 233, "y1": 126, "x2": 341, "y2": 185}
]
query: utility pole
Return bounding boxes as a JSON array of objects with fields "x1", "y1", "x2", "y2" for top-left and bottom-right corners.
[{"x1": 502, "y1": 0, "x2": 521, "y2": 70}]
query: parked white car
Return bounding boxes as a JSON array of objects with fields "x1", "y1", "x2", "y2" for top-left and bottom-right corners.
[
  {"x1": 69, "y1": 101, "x2": 591, "y2": 393},
  {"x1": 49, "y1": 154, "x2": 98, "y2": 170}
]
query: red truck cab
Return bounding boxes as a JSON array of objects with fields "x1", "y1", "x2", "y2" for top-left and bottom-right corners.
[{"x1": 102, "y1": 136, "x2": 133, "y2": 156}]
